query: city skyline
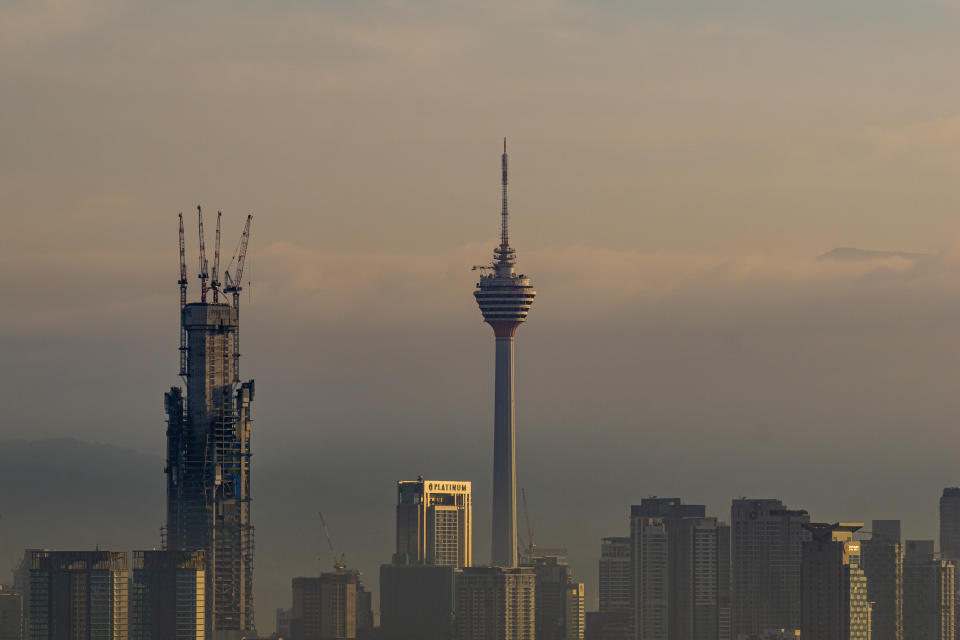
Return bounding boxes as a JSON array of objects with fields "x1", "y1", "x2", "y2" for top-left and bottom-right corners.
[{"x1": 10, "y1": 0, "x2": 960, "y2": 635}]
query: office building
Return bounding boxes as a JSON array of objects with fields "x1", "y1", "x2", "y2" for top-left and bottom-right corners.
[
  {"x1": 380, "y1": 564, "x2": 455, "y2": 640},
  {"x1": 474, "y1": 140, "x2": 536, "y2": 568},
  {"x1": 861, "y1": 520, "x2": 902, "y2": 640},
  {"x1": 291, "y1": 570, "x2": 362, "y2": 640},
  {"x1": 731, "y1": 499, "x2": 810, "y2": 639},
  {"x1": 903, "y1": 540, "x2": 955, "y2": 640},
  {"x1": 276, "y1": 609, "x2": 291, "y2": 639},
  {"x1": 942, "y1": 489, "x2": 960, "y2": 640},
  {"x1": 0, "y1": 586, "x2": 22, "y2": 640},
  {"x1": 129, "y1": 550, "x2": 205, "y2": 640},
  {"x1": 630, "y1": 498, "x2": 731, "y2": 640},
  {"x1": 396, "y1": 478, "x2": 472, "y2": 567},
  {"x1": 455, "y1": 566, "x2": 536, "y2": 640},
  {"x1": 164, "y1": 211, "x2": 255, "y2": 638},
  {"x1": 631, "y1": 517, "x2": 668, "y2": 640},
  {"x1": 566, "y1": 583, "x2": 585, "y2": 640},
  {"x1": 21, "y1": 549, "x2": 129, "y2": 640},
  {"x1": 799, "y1": 522, "x2": 871, "y2": 640}
]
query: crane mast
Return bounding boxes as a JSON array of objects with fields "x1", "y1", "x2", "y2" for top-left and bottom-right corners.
[
  {"x1": 178, "y1": 213, "x2": 188, "y2": 377},
  {"x1": 224, "y1": 215, "x2": 252, "y2": 383},
  {"x1": 197, "y1": 205, "x2": 209, "y2": 303},
  {"x1": 211, "y1": 211, "x2": 222, "y2": 303}
]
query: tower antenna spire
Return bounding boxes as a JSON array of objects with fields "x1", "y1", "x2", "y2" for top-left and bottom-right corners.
[{"x1": 501, "y1": 137, "x2": 509, "y2": 250}]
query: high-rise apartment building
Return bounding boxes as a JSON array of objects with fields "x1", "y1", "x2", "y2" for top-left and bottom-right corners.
[
  {"x1": 0, "y1": 586, "x2": 22, "y2": 640},
  {"x1": 731, "y1": 499, "x2": 810, "y2": 639},
  {"x1": 129, "y1": 550, "x2": 205, "y2": 640},
  {"x1": 799, "y1": 523, "x2": 872, "y2": 640},
  {"x1": 474, "y1": 140, "x2": 536, "y2": 569},
  {"x1": 455, "y1": 566, "x2": 536, "y2": 640},
  {"x1": 291, "y1": 570, "x2": 363, "y2": 640},
  {"x1": 21, "y1": 549, "x2": 129, "y2": 640},
  {"x1": 165, "y1": 211, "x2": 255, "y2": 638},
  {"x1": 396, "y1": 478, "x2": 472, "y2": 567},
  {"x1": 903, "y1": 540, "x2": 955, "y2": 640},
  {"x1": 861, "y1": 520, "x2": 902, "y2": 640},
  {"x1": 629, "y1": 499, "x2": 731, "y2": 640}
]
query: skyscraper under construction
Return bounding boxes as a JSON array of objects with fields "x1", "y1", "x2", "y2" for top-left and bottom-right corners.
[{"x1": 164, "y1": 208, "x2": 255, "y2": 639}]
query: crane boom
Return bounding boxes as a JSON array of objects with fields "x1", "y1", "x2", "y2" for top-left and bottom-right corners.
[
  {"x1": 197, "y1": 205, "x2": 209, "y2": 303},
  {"x1": 178, "y1": 213, "x2": 188, "y2": 377},
  {"x1": 522, "y1": 488, "x2": 535, "y2": 558},
  {"x1": 318, "y1": 511, "x2": 345, "y2": 571},
  {"x1": 211, "y1": 211, "x2": 222, "y2": 303}
]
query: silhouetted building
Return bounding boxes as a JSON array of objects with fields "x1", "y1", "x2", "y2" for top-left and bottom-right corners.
[
  {"x1": 800, "y1": 522, "x2": 871, "y2": 640},
  {"x1": 0, "y1": 586, "x2": 22, "y2": 640},
  {"x1": 291, "y1": 570, "x2": 361, "y2": 640},
  {"x1": 731, "y1": 499, "x2": 810, "y2": 639},
  {"x1": 454, "y1": 566, "x2": 535, "y2": 640},
  {"x1": 630, "y1": 498, "x2": 731, "y2": 640},
  {"x1": 380, "y1": 564, "x2": 455, "y2": 640},
  {"x1": 528, "y1": 555, "x2": 584, "y2": 640},
  {"x1": 130, "y1": 550, "x2": 205, "y2": 640},
  {"x1": 903, "y1": 540, "x2": 955, "y2": 640},
  {"x1": 355, "y1": 584, "x2": 373, "y2": 640},
  {"x1": 942, "y1": 489, "x2": 960, "y2": 640},
  {"x1": 21, "y1": 549, "x2": 129, "y2": 640},
  {"x1": 396, "y1": 478, "x2": 472, "y2": 567},
  {"x1": 861, "y1": 520, "x2": 902, "y2": 640}
]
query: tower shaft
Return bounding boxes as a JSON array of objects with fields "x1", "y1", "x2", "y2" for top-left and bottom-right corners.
[{"x1": 491, "y1": 335, "x2": 518, "y2": 567}]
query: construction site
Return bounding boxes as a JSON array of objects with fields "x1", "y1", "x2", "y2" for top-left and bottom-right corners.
[{"x1": 163, "y1": 208, "x2": 256, "y2": 640}]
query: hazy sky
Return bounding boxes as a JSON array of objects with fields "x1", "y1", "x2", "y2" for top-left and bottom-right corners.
[{"x1": 6, "y1": 0, "x2": 960, "y2": 631}]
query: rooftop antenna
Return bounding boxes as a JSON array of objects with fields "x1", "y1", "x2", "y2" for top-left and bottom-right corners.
[
  {"x1": 197, "y1": 206, "x2": 209, "y2": 303},
  {"x1": 501, "y1": 137, "x2": 509, "y2": 250}
]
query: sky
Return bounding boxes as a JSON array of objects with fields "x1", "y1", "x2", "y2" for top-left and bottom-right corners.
[{"x1": 5, "y1": 0, "x2": 960, "y2": 631}]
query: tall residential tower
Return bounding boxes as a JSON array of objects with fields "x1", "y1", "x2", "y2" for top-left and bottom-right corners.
[
  {"x1": 165, "y1": 209, "x2": 255, "y2": 639},
  {"x1": 474, "y1": 140, "x2": 536, "y2": 568}
]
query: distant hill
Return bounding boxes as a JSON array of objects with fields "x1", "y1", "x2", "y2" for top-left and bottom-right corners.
[{"x1": 818, "y1": 247, "x2": 930, "y2": 262}]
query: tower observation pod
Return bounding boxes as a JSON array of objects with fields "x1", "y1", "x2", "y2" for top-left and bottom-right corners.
[{"x1": 474, "y1": 140, "x2": 536, "y2": 568}]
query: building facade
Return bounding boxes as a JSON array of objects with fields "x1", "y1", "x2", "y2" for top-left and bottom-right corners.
[
  {"x1": 799, "y1": 523, "x2": 872, "y2": 640},
  {"x1": 380, "y1": 564, "x2": 455, "y2": 640},
  {"x1": 529, "y1": 555, "x2": 584, "y2": 640},
  {"x1": 731, "y1": 499, "x2": 810, "y2": 639},
  {"x1": 396, "y1": 478, "x2": 472, "y2": 567},
  {"x1": 129, "y1": 550, "x2": 205, "y2": 640},
  {"x1": 861, "y1": 520, "x2": 902, "y2": 640},
  {"x1": 631, "y1": 517, "x2": 668, "y2": 640},
  {"x1": 454, "y1": 566, "x2": 536, "y2": 640},
  {"x1": 22, "y1": 550, "x2": 129, "y2": 640}
]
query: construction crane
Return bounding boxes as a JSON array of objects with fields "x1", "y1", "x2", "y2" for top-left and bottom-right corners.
[
  {"x1": 211, "y1": 211, "x2": 222, "y2": 303},
  {"x1": 197, "y1": 205, "x2": 209, "y2": 303},
  {"x1": 224, "y1": 215, "x2": 252, "y2": 383},
  {"x1": 318, "y1": 511, "x2": 346, "y2": 572},
  {"x1": 178, "y1": 213, "x2": 188, "y2": 377}
]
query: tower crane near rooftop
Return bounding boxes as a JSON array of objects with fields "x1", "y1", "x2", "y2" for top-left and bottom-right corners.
[
  {"x1": 211, "y1": 211, "x2": 222, "y2": 303},
  {"x1": 197, "y1": 206, "x2": 209, "y2": 303},
  {"x1": 318, "y1": 511, "x2": 346, "y2": 573}
]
